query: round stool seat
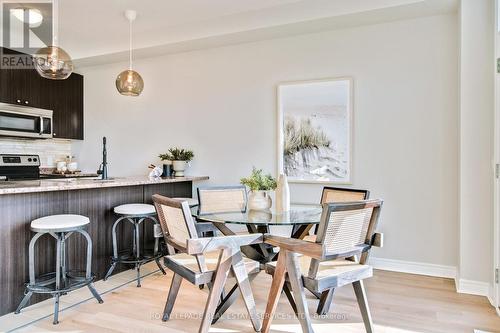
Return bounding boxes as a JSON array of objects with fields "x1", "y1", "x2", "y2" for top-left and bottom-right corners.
[
  {"x1": 31, "y1": 214, "x2": 90, "y2": 232},
  {"x1": 173, "y1": 197, "x2": 199, "y2": 207},
  {"x1": 114, "y1": 203, "x2": 156, "y2": 216}
]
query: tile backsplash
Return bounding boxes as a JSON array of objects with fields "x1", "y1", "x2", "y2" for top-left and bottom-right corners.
[{"x1": 0, "y1": 138, "x2": 72, "y2": 167}]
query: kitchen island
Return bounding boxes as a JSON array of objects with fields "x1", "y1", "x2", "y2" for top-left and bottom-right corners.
[{"x1": 0, "y1": 176, "x2": 208, "y2": 315}]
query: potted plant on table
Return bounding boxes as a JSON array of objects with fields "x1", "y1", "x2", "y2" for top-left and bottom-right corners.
[
  {"x1": 240, "y1": 167, "x2": 277, "y2": 211},
  {"x1": 159, "y1": 148, "x2": 194, "y2": 177}
]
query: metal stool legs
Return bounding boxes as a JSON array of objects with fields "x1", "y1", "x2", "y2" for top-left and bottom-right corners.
[
  {"x1": 80, "y1": 230, "x2": 104, "y2": 306},
  {"x1": 104, "y1": 215, "x2": 165, "y2": 287},
  {"x1": 15, "y1": 229, "x2": 102, "y2": 324},
  {"x1": 14, "y1": 232, "x2": 43, "y2": 315}
]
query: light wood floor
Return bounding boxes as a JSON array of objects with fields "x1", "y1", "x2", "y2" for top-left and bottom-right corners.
[{"x1": 7, "y1": 264, "x2": 500, "y2": 333}]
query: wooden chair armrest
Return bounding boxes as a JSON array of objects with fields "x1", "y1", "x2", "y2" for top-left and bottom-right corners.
[
  {"x1": 371, "y1": 232, "x2": 383, "y2": 247},
  {"x1": 186, "y1": 234, "x2": 263, "y2": 255},
  {"x1": 264, "y1": 235, "x2": 373, "y2": 260},
  {"x1": 263, "y1": 234, "x2": 324, "y2": 259}
]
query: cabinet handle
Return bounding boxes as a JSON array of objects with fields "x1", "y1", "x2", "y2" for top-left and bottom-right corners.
[
  {"x1": 16, "y1": 99, "x2": 21, "y2": 103},
  {"x1": 53, "y1": 133, "x2": 56, "y2": 136},
  {"x1": 24, "y1": 101, "x2": 28, "y2": 104}
]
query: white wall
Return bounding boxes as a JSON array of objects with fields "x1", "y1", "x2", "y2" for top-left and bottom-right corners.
[
  {"x1": 74, "y1": 14, "x2": 459, "y2": 267},
  {"x1": 459, "y1": 0, "x2": 494, "y2": 287}
]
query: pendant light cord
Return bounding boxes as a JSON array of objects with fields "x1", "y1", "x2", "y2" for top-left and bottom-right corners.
[
  {"x1": 53, "y1": 0, "x2": 58, "y2": 47},
  {"x1": 129, "y1": 17, "x2": 133, "y2": 70}
]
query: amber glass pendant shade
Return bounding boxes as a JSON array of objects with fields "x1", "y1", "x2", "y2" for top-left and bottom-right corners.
[
  {"x1": 115, "y1": 69, "x2": 144, "y2": 96},
  {"x1": 34, "y1": 46, "x2": 73, "y2": 80},
  {"x1": 116, "y1": 10, "x2": 143, "y2": 96}
]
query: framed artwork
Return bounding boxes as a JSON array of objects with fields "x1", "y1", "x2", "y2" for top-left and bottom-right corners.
[{"x1": 277, "y1": 77, "x2": 353, "y2": 184}]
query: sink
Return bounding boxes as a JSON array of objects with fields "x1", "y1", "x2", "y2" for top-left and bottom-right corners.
[
  {"x1": 44, "y1": 177, "x2": 117, "y2": 183},
  {"x1": 45, "y1": 178, "x2": 77, "y2": 183},
  {"x1": 92, "y1": 177, "x2": 116, "y2": 182}
]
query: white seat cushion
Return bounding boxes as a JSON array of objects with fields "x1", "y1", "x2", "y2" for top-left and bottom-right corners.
[
  {"x1": 31, "y1": 214, "x2": 89, "y2": 232},
  {"x1": 114, "y1": 203, "x2": 156, "y2": 216},
  {"x1": 173, "y1": 197, "x2": 199, "y2": 207}
]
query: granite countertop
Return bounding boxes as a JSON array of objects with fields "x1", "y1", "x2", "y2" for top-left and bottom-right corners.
[{"x1": 0, "y1": 175, "x2": 209, "y2": 195}]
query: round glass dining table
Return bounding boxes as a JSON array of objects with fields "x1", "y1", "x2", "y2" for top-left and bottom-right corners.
[{"x1": 191, "y1": 204, "x2": 322, "y2": 263}]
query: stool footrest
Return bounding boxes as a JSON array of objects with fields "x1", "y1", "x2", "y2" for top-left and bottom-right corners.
[
  {"x1": 111, "y1": 250, "x2": 164, "y2": 265},
  {"x1": 25, "y1": 271, "x2": 96, "y2": 295}
]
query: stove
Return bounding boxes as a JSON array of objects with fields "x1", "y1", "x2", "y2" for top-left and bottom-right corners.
[{"x1": 0, "y1": 154, "x2": 40, "y2": 181}]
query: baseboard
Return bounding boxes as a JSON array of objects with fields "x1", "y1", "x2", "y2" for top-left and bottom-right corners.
[
  {"x1": 456, "y1": 278, "x2": 491, "y2": 298},
  {"x1": 369, "y1": 257, "x2": 497, "y2": 310},
  {"x1": 369, "y1": 257, "x2": 457, "y2": 279}
]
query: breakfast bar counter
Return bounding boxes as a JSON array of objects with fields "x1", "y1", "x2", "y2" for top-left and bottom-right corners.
[
  {"x1": 0, "y1": 175, "x2": 209, "y2": 195},
  {"x1": 0, "y1": 175, "x2": 208, "y2": 315}
]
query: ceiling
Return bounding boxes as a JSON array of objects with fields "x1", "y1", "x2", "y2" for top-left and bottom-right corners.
[{"x1": 1, "y1": 0, "x2": 458, "y2": 66}]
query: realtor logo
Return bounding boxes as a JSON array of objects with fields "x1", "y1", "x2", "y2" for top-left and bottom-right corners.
[{"x1": 1, "y1": 0, "x2": 52, "y2": 68}]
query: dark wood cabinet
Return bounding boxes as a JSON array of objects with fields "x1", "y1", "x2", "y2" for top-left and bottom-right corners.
[
  {"x1": 0, "y1": 47, "x2": 84, "y2": 140},
  {"x1": 0, "y1": 68, "x2": 42, "y2": 107},
  {"x1": 49, "y1": 74, "x2": 84, "y2": 139}
]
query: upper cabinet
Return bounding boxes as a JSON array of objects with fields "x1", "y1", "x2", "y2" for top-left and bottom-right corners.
[
  {"x1": 0, "y1": 68, "x2": 40, "y2": 106},
  {"x1": 49, "y1": 74, "x2": 84, "y2": 140},
  {"x1": 0, "y1": 48, "x2": 84, "y2": 140}
]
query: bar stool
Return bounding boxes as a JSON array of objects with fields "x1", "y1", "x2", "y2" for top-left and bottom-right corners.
[
  {"x1": 15, "y1": 214, "x2": 103, "y2": 325},
  {"x1": 104, "y1": 203, "x2": 166, "y2": 287}
]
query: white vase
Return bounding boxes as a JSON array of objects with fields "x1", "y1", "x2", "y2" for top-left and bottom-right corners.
[
  {"x1": 248, "y1": 190, "x2": 272, "y2": 211},
  {"x1": 275, "y1": 174, "x2": 290, "y2": 213},
  {"x1": 172, "y1": 160, "x2": 187, "y2": 177},
  {"x1": 248, "y1": 209, "x2": 272, "y2": 223}
]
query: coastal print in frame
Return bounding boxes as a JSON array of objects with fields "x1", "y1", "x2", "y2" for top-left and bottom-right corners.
[{"x1": 277, "y1": 78, "x2": 352, "y2": 184}]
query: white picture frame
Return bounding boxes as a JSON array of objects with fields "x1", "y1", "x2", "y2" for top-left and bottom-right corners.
[{"x1": 277, "y1": 77, "x2": 353, "y2": 184}]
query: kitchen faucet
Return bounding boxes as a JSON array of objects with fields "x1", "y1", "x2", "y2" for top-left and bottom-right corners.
[{"x1": 97, "y1": 136, "x2": 108, "y2": 180}]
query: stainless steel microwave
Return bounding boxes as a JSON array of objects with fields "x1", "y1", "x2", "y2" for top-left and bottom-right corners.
[{"x1": 0, "y1": 103, "x2": 53, "y2": 139}]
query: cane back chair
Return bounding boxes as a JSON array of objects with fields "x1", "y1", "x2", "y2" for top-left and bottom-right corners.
[
  {"x1": 320, "y1": 186, "x2": 370, "y2": 204},
  {"x1": 152, "y1": 194, "x2": 261, "y2": 333},
  {"x1": 263, "y1": 199, "x2": 384, "y2": 333}
]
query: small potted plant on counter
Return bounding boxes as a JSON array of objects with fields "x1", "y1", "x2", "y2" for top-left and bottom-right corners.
[
  {"x1": 240, "y1": 167, "x2": 277, "y2": 211},
  {"x1": 160, "y1": 148, "x2": 194, "y2": 177}
]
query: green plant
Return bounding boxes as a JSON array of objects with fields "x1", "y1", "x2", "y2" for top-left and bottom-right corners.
[
  {"x1": 159, "y1": 153, "x2": 173, "y2": 161},
  {"x1": 159, "y1": 148, "x2": 194, "y2": 161},
  {"x1": 240, "y1": 167, "x2": 277, "y2": 191},
  {"x1": 284, "y1": 116, "x2": 330, "y2": 155}
]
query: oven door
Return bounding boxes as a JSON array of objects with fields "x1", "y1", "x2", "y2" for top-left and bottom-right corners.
[{"x1": 0, "y1": 105, "x2": 53, "y2": 139}]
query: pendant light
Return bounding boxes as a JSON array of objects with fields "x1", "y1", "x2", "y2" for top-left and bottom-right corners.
[
  {"x1": 115, "y1": 10, "x2": 144, "y2": 97},
  {"x1": 33, "y1": 0, "x2": 73, "y2": 80}
]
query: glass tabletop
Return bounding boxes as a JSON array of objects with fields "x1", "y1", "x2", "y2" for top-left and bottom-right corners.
[{"x1": 191, "y1": 204, "x2": 322, "y2": 226}]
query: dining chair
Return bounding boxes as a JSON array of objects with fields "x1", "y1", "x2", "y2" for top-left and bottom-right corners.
[
  {"x1": 320, "y1": 186, "x2": 370, "y2": 204},
  {"x1": 295, "y1": 186, "x2": 371, "y2": 313},
  {"x1": 152, "y1": 194, "x2": 262, "y2": 333},
  {"x1": 262, "y1": 199, "x2": 384, "y2": 333},
  {"x1": 197, "y1": 185, "x2": 248, "y2": 236},
  {"x1": 295, "y1": 186, "x2": 370, "y2": 241},
  {"x1": 197, "y1": 185, "x2": 247, "y2": 214},
  {"x1": 306, "y1": 186, "x2": 372, "y2": 314}
]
